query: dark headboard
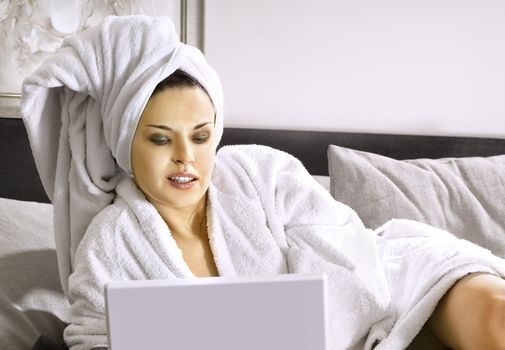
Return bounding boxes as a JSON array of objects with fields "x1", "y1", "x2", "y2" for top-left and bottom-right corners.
[
  {"x1": 2, "y1": 117, "x2": 505, "y2": 203},
  {"x1": 1, "y1": 118, "x2": 49, "y2": 203},
  {"x1": 221, "y1": 127, "x2": 505, "y2": 175}
]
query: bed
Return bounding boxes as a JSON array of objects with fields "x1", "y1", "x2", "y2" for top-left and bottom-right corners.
[{"x1": 1, "y1": 116, "x2": 505, "y2": 349}]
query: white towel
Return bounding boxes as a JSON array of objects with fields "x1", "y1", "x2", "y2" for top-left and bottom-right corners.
[
  {"x1": 64, "y1": 145, "x2": 505, "y2": 350},
  {"x1": 20, "y1": 15, "x2": 224, "y2": 297}
]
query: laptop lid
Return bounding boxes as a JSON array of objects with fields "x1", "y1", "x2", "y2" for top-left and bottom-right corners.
[{"x1": 105, "y1": 273, "x2": 328, "y2": 350}]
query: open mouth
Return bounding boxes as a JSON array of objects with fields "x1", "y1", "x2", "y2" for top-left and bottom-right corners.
[{"x1": 168, "y1": 176, "x2": 197, "y2": 184}]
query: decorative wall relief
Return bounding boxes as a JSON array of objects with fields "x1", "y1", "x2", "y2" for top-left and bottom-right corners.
[{"x1": 0, "y1": 0, "x2": 180, "y2": 97}]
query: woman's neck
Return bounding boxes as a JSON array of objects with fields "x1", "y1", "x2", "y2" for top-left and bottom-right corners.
[{"x1": 157, "y1": 195, "x2": 208, "y2": 240}]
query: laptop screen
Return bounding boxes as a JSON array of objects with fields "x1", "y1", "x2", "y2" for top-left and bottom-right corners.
[{"x1": 105, "y1": 273, "x2": 328, "y2": 350}]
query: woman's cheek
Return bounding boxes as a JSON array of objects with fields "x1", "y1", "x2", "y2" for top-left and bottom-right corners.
[
  {"x1": 203, "y1": 148, "x2": 216, "y2": 175},
  {"x1": 148, "y1": 149, "x2": 170, "y2": 169}
]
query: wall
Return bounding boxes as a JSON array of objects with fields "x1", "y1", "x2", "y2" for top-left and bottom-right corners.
[{"x1": 205, "y1": 0, "x2": 505, "y2": 138}]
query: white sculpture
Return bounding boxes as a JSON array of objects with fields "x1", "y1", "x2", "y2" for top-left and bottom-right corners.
[{"x1": 0, "y1": 0, "x2": 177, "y2": 94}]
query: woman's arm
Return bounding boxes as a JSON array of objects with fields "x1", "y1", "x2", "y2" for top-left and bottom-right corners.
[{"x1": 428, "y1": 272, "x2": 505, "y2": 350}]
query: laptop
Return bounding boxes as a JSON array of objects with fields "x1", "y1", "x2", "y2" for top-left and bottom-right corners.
[{"x1": 105, "y1": 273, "x2": 328, "y2": 350}]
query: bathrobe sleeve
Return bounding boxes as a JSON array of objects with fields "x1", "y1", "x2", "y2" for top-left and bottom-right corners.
[
  {"x1": 266, "y1": 146, "x2": 505, "y2": 350},
  {"x1": 217, "y1": 145, "x2": 393, "y2": 349},
  {"x1": 63, "y1": 201, "x2": 140, "y2": 350}
]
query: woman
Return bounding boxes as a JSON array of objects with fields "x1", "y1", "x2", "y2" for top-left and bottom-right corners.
[{"x1": 22, "y1": 16, "x2": 505, "y2": 350}]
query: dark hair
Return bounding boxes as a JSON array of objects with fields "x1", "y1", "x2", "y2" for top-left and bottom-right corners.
[{"x1": 152, "y1": 69, "x2": 212, "y2": 102}]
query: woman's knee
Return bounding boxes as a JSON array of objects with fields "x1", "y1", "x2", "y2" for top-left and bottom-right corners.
[{"x1": 428, "y1": 273, "x2": 505, "y2": 350}]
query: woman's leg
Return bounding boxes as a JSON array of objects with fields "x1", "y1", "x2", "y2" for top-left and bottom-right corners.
[{"x1": 428, "y1": 273, "x2": 505, "y2": 350}]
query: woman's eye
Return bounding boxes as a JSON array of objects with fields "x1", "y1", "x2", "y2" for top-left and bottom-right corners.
[
  {"x1": 149, "y1": 134, "x2": 170, "y2": 145},
  {"x1": 193, "y1": 133, "x2": 210, "y2": 144}
]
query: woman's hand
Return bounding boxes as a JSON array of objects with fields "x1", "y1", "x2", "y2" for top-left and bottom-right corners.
[{"x1": 427, "y1": 272, "x2": 505, "y2": 350}]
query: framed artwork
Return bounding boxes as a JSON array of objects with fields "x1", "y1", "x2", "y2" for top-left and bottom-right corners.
[{"x1": 0, "y1": 0, "x2": 204, "y2": 118}]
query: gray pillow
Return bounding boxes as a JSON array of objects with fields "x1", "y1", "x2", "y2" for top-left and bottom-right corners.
[{"x1": 328, "y1": 144, "x2": 505, "y2": 258}]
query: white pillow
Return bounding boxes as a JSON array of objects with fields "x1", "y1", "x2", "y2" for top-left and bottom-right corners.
[
  {"x1": 0, "y1": 197, "x2": 70, "y2": 349},
  {"x1": 312, "y1": 175, "x2": 330, "y2": 192}
]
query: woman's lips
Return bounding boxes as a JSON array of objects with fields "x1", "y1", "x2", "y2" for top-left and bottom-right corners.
[{"x1": 168, "y1": 178, "x2": 197, "y2": 190}]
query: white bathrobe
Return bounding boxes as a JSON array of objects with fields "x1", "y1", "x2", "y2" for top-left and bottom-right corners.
[{"x1": 65, "y1": 144, "x2": 505, "y2": 350}]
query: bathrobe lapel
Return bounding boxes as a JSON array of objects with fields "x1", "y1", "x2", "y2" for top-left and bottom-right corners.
[{"x1": 207, "y1": 184, "x2": 289, "y2": 277}]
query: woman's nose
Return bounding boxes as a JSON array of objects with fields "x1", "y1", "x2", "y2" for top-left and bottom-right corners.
[{"x1": 171, "y1": 140, "x2": 195, "y2": 165}]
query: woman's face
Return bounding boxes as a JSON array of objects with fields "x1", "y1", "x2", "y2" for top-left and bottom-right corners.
[{"x1": 131, "y1": 87, "x2": 216, "y2": 211}]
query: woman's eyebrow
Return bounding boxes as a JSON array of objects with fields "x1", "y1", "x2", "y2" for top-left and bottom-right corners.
[
  {"x1": 193, "y1": 122, "x2": 212, "y2": 130},
  {"x1": 144, "y1": 122, "x2": 211, "y2": 131}
]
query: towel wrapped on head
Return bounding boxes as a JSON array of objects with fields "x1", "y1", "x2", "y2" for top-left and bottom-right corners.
[{"x1": 21, "y1": 15, "x2": 224, "y2": 298}]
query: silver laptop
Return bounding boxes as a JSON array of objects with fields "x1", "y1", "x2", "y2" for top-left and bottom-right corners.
[{"x1": 105, "y1": 273, "x2": 328, "y2": 350}]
